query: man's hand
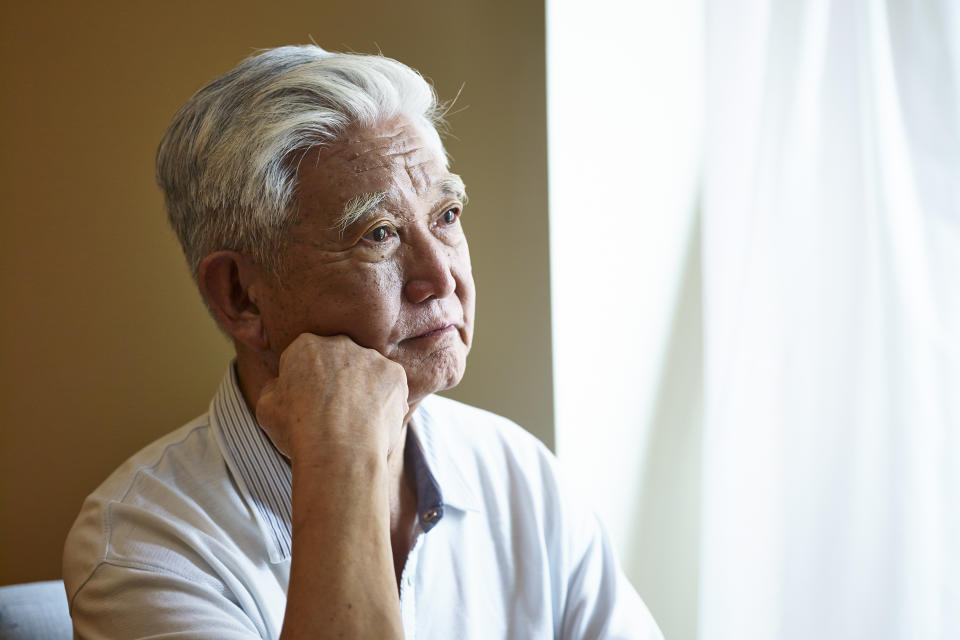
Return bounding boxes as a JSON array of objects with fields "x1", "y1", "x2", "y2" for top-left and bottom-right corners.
[
  {"x1": 255, "y1": 333, "x2": 409, "y2": 464},
  {"x1": 256, "y1": 333, "x2": 409, "y2": 640}
]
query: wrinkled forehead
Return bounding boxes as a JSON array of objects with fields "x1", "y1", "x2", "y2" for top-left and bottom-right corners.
[
  {"x1": 296, "y1": 117, "x2": 446, "y2": 210},
  {"x1": 332, "y1": 118, "x2": 443, "y2": 173}
]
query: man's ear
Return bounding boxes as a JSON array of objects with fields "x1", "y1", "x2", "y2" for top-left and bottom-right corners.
[{"x1": 197, "y1": 251, "x2": 271, "y2": 352}]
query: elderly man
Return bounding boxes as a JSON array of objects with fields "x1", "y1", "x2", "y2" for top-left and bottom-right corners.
[{"x1": 62, "y1": 45, "x2": 661, "y2": 639}]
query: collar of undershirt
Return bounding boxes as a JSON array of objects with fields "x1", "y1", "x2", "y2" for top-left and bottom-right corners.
[{"x1": 209, "y1": 362, "x2": 473, "y2": 564}]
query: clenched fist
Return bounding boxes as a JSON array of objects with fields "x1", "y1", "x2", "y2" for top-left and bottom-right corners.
[{"x1": 255, "y1": 333, "x2": 410, "y2": 464}]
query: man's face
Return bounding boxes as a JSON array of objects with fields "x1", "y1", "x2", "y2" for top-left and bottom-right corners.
[{"x1": 256, "y1": 116, "x2": 475, "y2": 406}]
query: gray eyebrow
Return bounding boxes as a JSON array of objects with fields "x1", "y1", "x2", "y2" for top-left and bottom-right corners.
[
  {"x1": 335, "y1": 191, "x2": 388, "y2": 236},
  {"x1": 439, "y1": 173, "x2": 469, "y2": 206},
  {"x1": 333, "y1": 173, "x2": 468, "y2": 237}
]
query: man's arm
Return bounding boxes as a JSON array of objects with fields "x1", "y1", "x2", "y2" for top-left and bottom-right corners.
[
  {"x1": 559, "y1": 512, "x2": 663, "y2": 639},
  {"x1": 255, "y1": 333, "x2": 407, "y2": 640}
]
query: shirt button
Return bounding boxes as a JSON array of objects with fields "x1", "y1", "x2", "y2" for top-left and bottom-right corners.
[{"x1": 423, "y1": 508, "x2": 440, "y2": 523}]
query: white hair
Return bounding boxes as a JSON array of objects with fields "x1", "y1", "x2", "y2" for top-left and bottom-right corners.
[{"x1": 156, "y1": 45, "x2": 448, "y2": 276}]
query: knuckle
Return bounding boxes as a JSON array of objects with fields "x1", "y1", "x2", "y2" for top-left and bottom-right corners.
[
  {"x1": 292, "y1": 333, "x2": 314, "y2": 350},
  {"x1": 301, "y1": 335, "x2": 323, "y2": 353},
  {"x1": 331, "y1": 335, "x2": 353, "y2": 349},
  {"x1": 281, "y1": 334, "x2": 314, "y2": 366}
]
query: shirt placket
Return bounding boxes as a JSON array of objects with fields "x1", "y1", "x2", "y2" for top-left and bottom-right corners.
[{"x1": 399, "y1": 530, "x2": 426, "y2": 639}]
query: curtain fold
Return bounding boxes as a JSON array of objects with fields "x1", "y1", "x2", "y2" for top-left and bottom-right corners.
[{"x1": 700, "y1": 1, "x2": 960, "y2": 638}]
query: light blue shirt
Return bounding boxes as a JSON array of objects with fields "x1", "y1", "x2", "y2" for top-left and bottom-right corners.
[{"x1": 63, "y1": 366, "x2": 662, "y2": 639}]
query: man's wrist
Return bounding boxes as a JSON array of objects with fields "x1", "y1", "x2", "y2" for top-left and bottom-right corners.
[{"x1": 289, "y1": 439, "x2": 389, "y2": 472}]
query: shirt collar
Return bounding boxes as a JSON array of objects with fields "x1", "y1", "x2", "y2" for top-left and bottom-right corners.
[
  {"x1": 411, "y1": 398, "x2": 482, "y2": 515},
  {"x1": 209, "y1": 364, "x2": 472, "y2": 564},
  {"x1": 209, "y1": 365, "x2": 292, "y2": 563}
]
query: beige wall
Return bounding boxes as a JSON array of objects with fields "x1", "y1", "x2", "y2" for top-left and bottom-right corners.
[{"x1": 0, "y1": 0, "x2": 552, "y2": 585}]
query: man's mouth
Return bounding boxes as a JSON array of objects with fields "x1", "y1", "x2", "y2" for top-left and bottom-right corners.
[{"x1": 409, "y1": 323, "x2": 456, "y2": 341}]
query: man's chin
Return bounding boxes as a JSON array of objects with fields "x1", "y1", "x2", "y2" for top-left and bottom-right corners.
[{"x1": 402, "y1": 355, "x2": 467, "y2": 406}]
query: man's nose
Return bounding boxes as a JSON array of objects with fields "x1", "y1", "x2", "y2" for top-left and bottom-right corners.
[{"x1": 403, "y1": 232, "x2": 456, "y2": 304}]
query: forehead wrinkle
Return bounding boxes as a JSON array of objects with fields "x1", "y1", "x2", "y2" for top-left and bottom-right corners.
[
  {"x1": 334, "y1": 123, "x2": 424, "y2": 163},
  {"x1": 350, "y1": 144, "x2": 433, "y2": 176}
]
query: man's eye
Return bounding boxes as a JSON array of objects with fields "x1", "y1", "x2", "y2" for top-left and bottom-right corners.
[
  {"x1": 363, "y1": 225, "x2": 396, "y2": 243},
  {"x1": 441, "y1": 208, "x2": 460, "y2": 224}
]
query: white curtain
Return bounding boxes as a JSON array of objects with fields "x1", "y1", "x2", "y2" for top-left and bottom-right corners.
[
  {"x1": 701, "y1": 2, "x2": 960, "y2": 639},
  {"x1": 548, "y1": 1, "x2": 959, "y2": 637},
  {"x1": 547, "y1": 2, "x2": 704, "y2": 637}
]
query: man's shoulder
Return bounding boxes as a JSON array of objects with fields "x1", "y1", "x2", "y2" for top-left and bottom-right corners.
[
  {"x1": 82, "y1": 414, "x2": 221, "y2": 504},
  {"x1": 62, "y1": 412, "x2": 247, "y2": 603}
]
